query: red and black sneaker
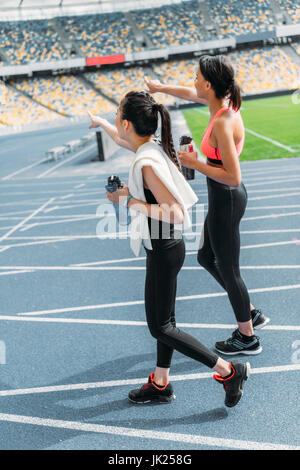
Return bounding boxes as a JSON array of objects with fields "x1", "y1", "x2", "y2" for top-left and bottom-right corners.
[
  {"x1": 128, "y1": 373, "x2": 175, "y2": 404},
  {"x1": 213, "y1": 361, "x2": 251, "y2": 408}
]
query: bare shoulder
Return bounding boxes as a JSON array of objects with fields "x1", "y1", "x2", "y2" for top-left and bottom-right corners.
[{"x1": 213, "y1": 113, "x2": 233, "y2": 132}]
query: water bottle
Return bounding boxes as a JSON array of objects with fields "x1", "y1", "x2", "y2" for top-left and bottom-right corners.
[
  {"x1": 179, "y1": 136, "x2": 195, "y2": 180},
  {"x1": 105, "y1": 175, "x2": 131, "y2": 226}
]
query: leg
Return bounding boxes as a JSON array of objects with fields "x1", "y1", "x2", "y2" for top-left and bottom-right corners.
[
  {"x1": 207, "y1": 183, "x2": 253, "y2": 330},
  {"x1": 198, "y1": 200, "x2": 256, "y2": 319},
  {"x1": 197, "y1": 215, "x2": 226, "y2": 290},
  {"x1": 145, "y1": 241, "x2": 219, "y2": 371}
]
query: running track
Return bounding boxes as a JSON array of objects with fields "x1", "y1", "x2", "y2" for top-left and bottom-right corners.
[{"x1": 0, "y1": 119, "x2": 299, "y2": 450}]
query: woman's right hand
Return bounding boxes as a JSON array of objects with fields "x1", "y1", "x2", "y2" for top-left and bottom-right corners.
[
  {"x1": 87, "y1": 111, "x2": 107, "y2": 129},
  {"x1": 144, "y1": 76, "x2": 163, "y2": 94}
]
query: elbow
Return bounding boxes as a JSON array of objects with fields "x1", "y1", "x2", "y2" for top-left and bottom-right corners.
[
  {"x1": 232, "y1": 177, "x2": 241, "y2": 187},
  {"x1": 231, "y1": 172, "x2": 242, "y2": 187}
]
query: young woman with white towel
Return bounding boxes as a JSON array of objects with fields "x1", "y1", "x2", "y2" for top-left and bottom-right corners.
[{"x1": 88, "y1": 91, "x2": 250, "y2": 408}]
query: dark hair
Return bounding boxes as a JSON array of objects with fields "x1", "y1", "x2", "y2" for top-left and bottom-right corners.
[
  {"x1": 120, "y1": 91, "x2": 182, "y2": 173},
  {"x1": 198, "y1": 54, "x2": 242, "y2": 111}
]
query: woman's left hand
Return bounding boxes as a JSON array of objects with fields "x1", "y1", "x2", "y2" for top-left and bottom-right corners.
[
  {"x1": 106, "y1": 182, "x2": 130, "y2": 205},
  {"x1": 177, "y1": 151, "x2": 198, "y2": 169}
]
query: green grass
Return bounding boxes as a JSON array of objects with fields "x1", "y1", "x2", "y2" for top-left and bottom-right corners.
[{"x1": 182, "y1": 94, "x2": 300, "y2": 161}]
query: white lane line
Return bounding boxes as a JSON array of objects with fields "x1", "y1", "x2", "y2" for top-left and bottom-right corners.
[
  {"x1": 244, "y1": 205, "x2": 300, "y2": 210},
  {"x1": 243, "y1": 212, "x2": 300, "y2": 221},
  {"x1": 0, "y1": 265, "x2": 299, "y2": 273},
  {"x1": 14, "y1": 283, "x2": 300, "y2": 316},
  {"x1": 238, "y1": 240, "x2": 299, "y2": 249},
  {"x1": 2, "y1": 204, "x2": 300, "y2": 219},
  {"x1": 248, "y1": 192, "x2": 300, "y2": 201},
  {"x1": 3, "y1": 229, "x2": 300, "y2": 242},
  {"x1": 0, "y1": 364, "x2": 299, "y2": 398},
  {"x1": 0, "y1": 413, "x2": 299, "y2": 450},
  {"x1": 1, "y1": 315, "x2": 300, "y2": 331},
  {"x1": 0, "y1": 198, "x2": 55, "y2": 245},
  {"x1": 241, "y1": 166, "x2": 300, "y2": 177},
  {"x1": 0, "y1": 238, "x2": 79, "y2": 251},
  {"x1": 0, "y1": 189, "x2": 100, "y2": 197},
  {"x1": 243, "y1": 175, "x2": 300, "y2": 185},
  {"x1": 240, "y1": 229, "x2": 300, "y2": 233},
  {"x1": 0, "y1": 180, "x2": 89, "y2": 188},
  {"x1": 192, "y1": 176, "x2": 300, "y2": 188},
  {"x1": 191, "y1": 212, "x2": 300, "y2": 226},
  {"x1": 0, "y1": 270, "x2": 34, "y2": 276},
  {"x1": 1, "y1": 157, "x2": 48, "y2": 181},
  {"x1": 1, "y1": 236, "x2": 299, "y2": 252},
  {"x1": 5, "y1": 235, "x2": 104, "y2": 239},
  {"x1": 72, "y1": 256, "x2": 147, "y2": 266},
  {"x1": 36, "y1": 143, "x2": 96, "y2": 178},
  {"x1": 0, "y1": 214, "x2": 101, "y2": 221},
  {"x1": 19, "y1": 215, "x2": 98, "y2": 232},
  {"x1": 60, "y1": 194, "x2": 74, "y2": 200},
  {"x1": 244, "y1": 128, "x2": 297, "y2": 153}
]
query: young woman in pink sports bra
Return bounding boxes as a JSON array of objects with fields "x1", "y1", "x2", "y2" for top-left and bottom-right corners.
[{"x1": 145, "y1": 54, "x2": 270, "y2": 357}]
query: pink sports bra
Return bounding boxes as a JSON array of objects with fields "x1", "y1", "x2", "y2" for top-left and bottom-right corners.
[{"x1": 201, "y1": 107, "x2": 245, "y2": 166}]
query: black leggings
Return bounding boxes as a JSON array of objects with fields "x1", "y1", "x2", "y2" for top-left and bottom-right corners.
[
  {"x1": 197, "y1": 177, "x2": 251, "y2": 323},
  {"x1": 144, "y1": 239, "x2": 218, "y2": 369}
]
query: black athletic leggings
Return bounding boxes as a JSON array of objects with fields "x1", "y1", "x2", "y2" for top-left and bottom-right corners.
[
  {"x1": 197, "y1": 176, "x2": 251, "y2": 323},
  {"x1": 144, "y1": 239, "x2": 218, "y2": 369}
]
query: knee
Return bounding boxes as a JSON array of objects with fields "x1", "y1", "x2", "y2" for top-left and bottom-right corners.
[
  {"x1": 147, "y1": 322, "x2": 170, "y2": 341},
  {"x1": 147, "y1": 322, "x2": 160, "y2": 340},
  {"x1": 197, "y1": 248, "x2": 209, "y2": 267}
]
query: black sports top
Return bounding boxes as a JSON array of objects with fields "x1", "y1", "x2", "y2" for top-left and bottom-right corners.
[{"x1": 144, "y1": 187, "x2": 183, "y2": 249}]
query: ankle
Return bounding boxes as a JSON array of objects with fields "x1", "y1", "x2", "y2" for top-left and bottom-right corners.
[
  {"x1": 153, "y1": 375, "x2": 168, "y2": 387},
  {"x1": 214, "y1": 359, "x2": 232, "y2": 377}
]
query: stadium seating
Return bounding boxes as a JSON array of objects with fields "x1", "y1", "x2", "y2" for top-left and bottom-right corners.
[
  {"x1": 85, "y1": 67, "x2": 177, "y2": 107},
  {"x1": 11, "y1": 75, "x2": 116, "y2": 117},
  {"x1": 151, "y1": 47, "x2": 299, "y2": 96},
  {"x1": 230, "y1": 47, "x2": 299, "y2": 94},
  {"x1": 0, "y1": 20, "x2": 67, "y2": 65},
  {"x1": 131, "y1": 0, "x2": 207, "y2": 48},
  {"x1": 277, "y1": 0, "x2": 300, "y2": 23},
  {"x1": 0, "y1": 85, "x2": 61, "y2": 125},
  {"x1": 58, "y1": 13, "x2": 138, "y2": 57},
  {"x1": 206, "y1": 0, "x2": 275, "y2": 36}
]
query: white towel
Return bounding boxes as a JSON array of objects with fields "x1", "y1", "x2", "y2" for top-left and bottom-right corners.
[{"x1": 127, "y1": 141, "x2": 198, "y2": 257}]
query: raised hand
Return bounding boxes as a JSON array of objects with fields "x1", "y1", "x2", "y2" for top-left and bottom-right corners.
[
  {"x1": 144, "y1": 76, "x2": 163, "y2": 94},
  {"x1": 87, "y1": 110, "x2": 107, "y2": 129}
]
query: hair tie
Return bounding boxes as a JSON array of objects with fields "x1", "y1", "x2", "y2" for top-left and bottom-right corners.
[{"x1": 152, "y1": 103, "x2": 160, "y2": 112}]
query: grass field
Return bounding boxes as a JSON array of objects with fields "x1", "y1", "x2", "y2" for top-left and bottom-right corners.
[{"x1": 182, "y1": 94, "x2": 300, "y2": 161}]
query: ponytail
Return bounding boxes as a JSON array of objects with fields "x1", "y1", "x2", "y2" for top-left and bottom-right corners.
[
  {"x1": 157, "y1": 104, "x2": 183, "y2": 174},
  {"x1": 229, "y1": 81, "x2": 242, "y2": 111}
]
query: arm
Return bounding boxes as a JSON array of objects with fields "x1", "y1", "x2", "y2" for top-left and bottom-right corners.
[
  {"x1": 87, "y1": 111, "x2": 135, "y2": 152},
  {"x1": 177, "y1": 118, "x2": 241, "y2": 186},
  {"x1": 128, "y1": 166, "x2": 184, "y2": 224},
  {"x1": 144, "y1": 77, "x2": 208, "y2": 105}
]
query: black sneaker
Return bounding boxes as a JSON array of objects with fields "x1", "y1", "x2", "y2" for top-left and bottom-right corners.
[
  {"x1": 215, "y1": 329, "x2": 262, "y2": 355},
  {"x1": 128, "y1": 373, "x2": 175, "y2": 404},
  {"x1": 251, "y1": 308, "x2": 270, "y2": 330},
  {"x1": 213, "y1": 361, "x2": 251, "y2": 408}
]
